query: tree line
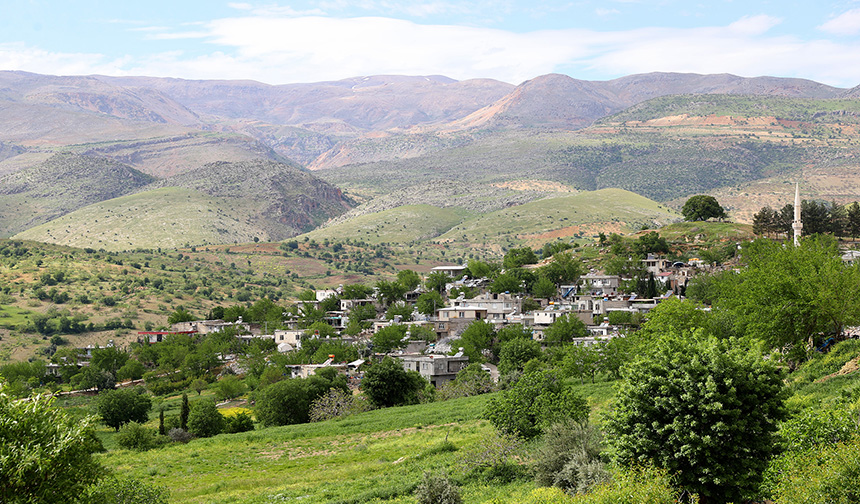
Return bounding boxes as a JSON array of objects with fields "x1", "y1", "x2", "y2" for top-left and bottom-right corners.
[{"x1": 752, "y1": 200, "x2": 860, "y2": 239}]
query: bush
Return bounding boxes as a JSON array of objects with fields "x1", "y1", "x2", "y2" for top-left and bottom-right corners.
[
  {"x1": 414, "y1": 472, "x2": 462, "y2": 504},
  {"x1": 115, "y1": 422, "x2": 158, "y2": 451},
  {"x1": 214, "y1": 375, "x2": 246, "y2": 401},
  {"x1": 361, "y1": 356, "x2": 427, "y2": 408},
  {"x1": 457, "y1": 430, "x2": 525, "y2": 483},
  {"x1": 187, "y1": 399, "x2": 225, "y2": 438},
  {"x1": 486, "y1": 370, "x2": 588, "y2": 440},
  {"x1": 436, "y1": 363, "x2": 496, "y2": 401},
  {"x1": 84, "y1": 476, "x2": 169, "y2": 504},
  {"x1": 224, "y1": 411, "x2": 255, "y2": 434},
  {"x1": 532, "y1": 421, "x2": 608, "y2": 493},
  {"x1": 168, "y1": 428, "x2": 193, "y2": 444},
  {"x1": 770, "y1": 436, "x2": 860, "y2": 504},
  {"x1": 605, "y1": 336, "x2": 787, "y2": 504},
  {"x1": 309, "y1": 387, "x2": 372, "y2": 422},
  {"x1": 96, "y1": 387, "x2": 152, "y2": 431}
]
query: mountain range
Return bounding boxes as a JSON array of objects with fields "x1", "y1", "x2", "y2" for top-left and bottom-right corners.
[{"x1": 1, "y1": 69, "x2": 859, "y2": 250}]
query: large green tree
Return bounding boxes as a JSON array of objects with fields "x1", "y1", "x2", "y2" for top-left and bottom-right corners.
[
  {"x1": 360, "y1": 357, "x2": 427, "y2": 408},
  {"x1": 96, "y1": 387, "x2": 152, "y2": 431},
  {"x1": 485, "y1": 370, "x2": 588, "y2": 440},
  {"x1": 710, "y1": 236, "x2": 860, "y2": 364},
  {"x1": 681, "y1": 195, "x2": 727, "y2": 221},
  {"x1": 605, "y1": 336, "x2": 788, "y2": 504},
  {"x1": 1, "y1": 382, "x2": 103, "y2": 503}
]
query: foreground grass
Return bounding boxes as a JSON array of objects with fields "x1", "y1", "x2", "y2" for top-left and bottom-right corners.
[{"x1": 98, "y1": 393, "x2": 539, "y2": 504}]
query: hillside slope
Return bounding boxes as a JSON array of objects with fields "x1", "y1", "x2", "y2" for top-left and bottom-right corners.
[
  {"x1": 14, "y1": 159, "x2": 355, "y2": 249},
  {"x1": 0, "y1": 154, "x2": 155, "y2": 236}
]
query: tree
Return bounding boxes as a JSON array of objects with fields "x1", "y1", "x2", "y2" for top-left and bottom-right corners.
[
  {"x1": 848, "y1": 201, "x2": 860, "y2": 240},
  {"x1": 485, "y1": 370, "x2": 588, "y2": 440},
  {"x1": 375, "y1": 280, "x2": 407, "y2": 307},
  {"x1": 606, "y1": 337, "x2": 788, "y2": 504},
  {"x1": 631, "y1": 232, "x2": 669, "y2": 256},
  {"x1": 341, "y1": 283, "x2": 374, "y2": 299},
  {"x1": 96, "y1": 387, "x2": 152, "y2": 431},
  {"x1": 503, "y1": 247, "x2": 538, "y2": 269},
  {"x1": 681, "y1": 195, "x2": 727, "y2": 221},
  {"x1": 498, "y1": 338, "x2": 542, "y2": 375},
  {"x1": 255, "y1": 379, "x2": 313, "y2": 427},
  {"x1": 361, "y1": 356, "x2": 427, "y2": 408},
  {"x1": 0, "y1": 383, "x2": 103, "y2": 503},
  {"x1": 116, "y1": 358, "x2": 145, "y2": 382},
  {"x1": 543, "y1": 314, "x2": 588, "y2": 345},
  {"x1": 90, "y1": 346, "x2": 130, "y2": 378},
  {"x1": 801, "y1": 199, "x2": 831, "y2": 236},
  {"x1": 537, "y1": 251, "x2": 581, "y2": 285},
  {"x1": 452, "y1": 320, "x2": 496, "y2": 363},
  {"x1": 372, "y1": 324, "x2": 409, "y2": 353},
  {"x1": 752, "y1": 205, "x2": 779, "y2": 237},
  {"x1": 187, "y1": 399, "x2": 225, "y2": 438},
  {"x1": 213, "y1": 375, "x2": 245, "y2": 401},
  {"x1": 167, "y1": 307, "x2": 195, "y2": 325},
  {"x1": 180, "y1": 393, "x2": 189, "y2": 431},
  {"x1": 489, "y1": 271, "x2": 523, "y2": 294},
  {"x1": 425, "y1": 271, "x2": 452, "y2": 294},
  {"x1": 416, "y1": 291, "x2": 444, "y2": 316},
  {"x1": 397, "y1": 269, "x2": 422, "y2": 290},
  {"x1": 191, "y1": 378, "x2": 208, "y2": 396},
  {"x1": 531, "y1": 275, "x2": 557, "y2": 299},
  {"x1": 710, "y1": 236, "x2": 860, "y2": 364}
]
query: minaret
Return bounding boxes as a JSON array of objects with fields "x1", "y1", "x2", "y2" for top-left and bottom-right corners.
[{"x1": 792, "y1": 182, "x2": 802, "y2": 246}]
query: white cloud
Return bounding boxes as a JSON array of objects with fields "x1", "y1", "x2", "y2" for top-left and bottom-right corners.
[
  {"x1": 3, "y1": 13, "x2": 860, "y2": 88},
  {"x1": 819, "y1": 8, "x2": 860, "y2": 36},
  {"x1": 727, "y1": 14, "x2": 782, "y2": 35},
  {"x1": 596, "y1": 8, "x2": 620, "y2": 17}
]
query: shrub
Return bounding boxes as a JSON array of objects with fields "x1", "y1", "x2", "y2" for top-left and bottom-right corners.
[
  {"x1": 486, "y1": 370, "x2": 588, "y2": 439},
  {"x1": 532, "y1": 421, "x2": 608, "y2": 493},
  {"x1": 0, "y1": 383, "x2": 103, "y2": 503},
  {"x1": 605, "y1": 336, "x2": 787, "y2": 504},
  {"x1": 224, "y1": 411, "x2": 255, "y2": 434},
  {"x1": 187, "y1": 399, "x2": 225, "y2": 438},
  {"x1": 436, "y1": 363, "x2": 496, "y2": 401},
  {"x1": 309, "y1": 387, "x2": 372, "y2": 422},
  {"x1": 457, "y1": 430, "x2": 525, "y2": 483},
  {"x1": 96, "y1": 387, "x2": 152, "y2": 431},
  {"x1": 84, "y1": 476, "x2": 169, "y2": 504},
  {"x1": 115, "y1": 422, "x2": 158, "y2": 451},
  {"x1": 414, "y1": 472, "x2": 462, "y2": 504},
  {"x1": 770, "y1": 436, "x2": 860, "y2": 504},
  {"x1": 168, "y1": 428, "x2": 193, "y2": 444},
  {"x1": 361, "y1": 356, "x2": 427, "y2": 408}
]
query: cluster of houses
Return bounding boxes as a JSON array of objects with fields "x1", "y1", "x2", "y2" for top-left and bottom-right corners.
[{"x1": 137, "y1": 256, "x2": 704, "y2": 388}]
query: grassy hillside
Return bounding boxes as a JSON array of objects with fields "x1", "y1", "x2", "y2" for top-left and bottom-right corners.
[
  {"x1": 13, "y1": 160, "x2": 354, "y2": 250},
  {"x1": 303, "y1": 205, "x2": 473, "y2": 244},
  {"x1": 435, "y1": 188, "x2": 679, "y2": 253},
  {"x1": 12, "y1": 187, "x2": 264, "y2": 251},
  {"x1": 0, "y1": 153, "x2": 156, "y2": 237},
  {"x1": 604, "y1": 94, "x2": 860, "y2": 124}
]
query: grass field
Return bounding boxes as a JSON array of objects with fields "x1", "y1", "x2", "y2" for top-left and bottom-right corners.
[
  {"x1": 304, "y1": 205, "x2": 472, "y2": 245},
  {"x1": 13, "y1": 187, "x2": 266, "y2": 251}
]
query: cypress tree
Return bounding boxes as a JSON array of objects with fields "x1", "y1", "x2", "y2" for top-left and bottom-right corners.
[{"x1": 180, "y1": 393, "x2": 189, "y2": 431}]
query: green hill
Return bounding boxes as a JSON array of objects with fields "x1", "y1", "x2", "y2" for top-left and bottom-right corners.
[
  {"x1": 0, "y1": 153, "x2": 156, "y2": 237},
  {"x1": 436, "y1": 188, "x2": 679, "y2": 252},
  {"x1": 13, "y1": 160, "x2": 355, "y2": 250},
  {"x1": 13, "y1": 187, "x2": 261, "y2": 250},
  {"x1": 303, "y1": 204, "x2": 472, "y2": 244}
]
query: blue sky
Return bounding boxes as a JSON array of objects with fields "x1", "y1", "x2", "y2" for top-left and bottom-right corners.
[{"x1": 3, "y1": 1, "x2": 860, "y2": 87}]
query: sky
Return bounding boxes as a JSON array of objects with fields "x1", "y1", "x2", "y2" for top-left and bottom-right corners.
[{"x1": 3, "y1": 1, "x2": 860, "y2": 87}]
